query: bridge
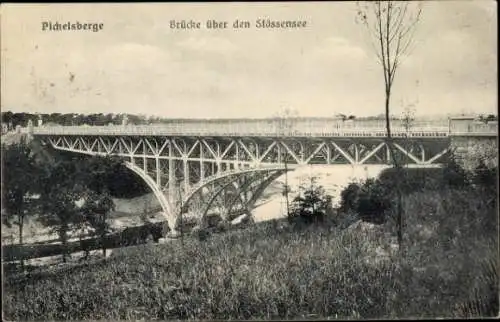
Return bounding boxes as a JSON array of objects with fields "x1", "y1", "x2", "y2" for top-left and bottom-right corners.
[{"x1": 24, "y1": 117, "x2": 497, "y2": 236}]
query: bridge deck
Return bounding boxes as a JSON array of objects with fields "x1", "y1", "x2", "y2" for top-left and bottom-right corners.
[
  {"x1": 28, "y1": 125, "x2": 453, "y2": 138},
  {"x1": 18, "y1": 117, "x2": 497, "y2": 138}
]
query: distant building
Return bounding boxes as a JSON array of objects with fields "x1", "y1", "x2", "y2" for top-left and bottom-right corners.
[{"x1": 449, "y1": 116, "x2": 476, "y2": 133}]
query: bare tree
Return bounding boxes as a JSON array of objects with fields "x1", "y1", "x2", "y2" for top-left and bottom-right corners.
[
  {"x1": 356, "y1": 1, "x2": 421, "y2": 145},
  {"x1": 275, "y1": 108, "x2": 298, "y2": 217},
  {"x1": 401, "y1": 100, "x2": 417, "y2": 137},
  {"x1": 356, "y1": 1, "x2": 422, "y2": 250}
]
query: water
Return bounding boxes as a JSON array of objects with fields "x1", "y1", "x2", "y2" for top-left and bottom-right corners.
[{"x1": 252, "y1": 164, "x2": 389, "y2": 222}]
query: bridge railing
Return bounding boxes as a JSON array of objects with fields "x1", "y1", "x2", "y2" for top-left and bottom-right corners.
[
  {"x1": 27, "y1": 125, "x2": 451, "y2": 137},
  {"x1": 22, "y1": 117, "x2": 497, "y2": 137}
]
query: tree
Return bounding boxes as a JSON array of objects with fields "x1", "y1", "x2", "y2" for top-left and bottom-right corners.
[
  {"x1": 289, "y1": 176, "x2": 330, "y2": 224},
  {"x1": 356, "y1": 1, "x2": 422, "y2": 144},
  {"x1": 478, "y1": 114, "x2": 497, "y2": 123},
  {"x1": 39, "y1": 184, "x2": 87, "y2": 263},
  {"x1": 83, "y1": 155, "x2": 123, "y2": 193},
  {"x1": 1, "y1": 142, "x2": 41, "y2": 268},
  {"x1": 275, "y1": 108, "x2": 298, "y2": 218},
  {"x1": 37, "y1": 160, "x2": 88, "y2": 263},
  {"x1": 82, "y1": 189, "x2": 115, "y2": 257},
  {"x1": 36, "y1": 155, "x2": 121, "y2": 262},
  {"x1": 356, "y1": 1, "x2": 422, "y2": 249},
  {"x1": 336, "y1": 113, "x2": 348, "y2": 121},
  {"x1": 75, "y1": 155, "x2": 120, "y2": 257}
]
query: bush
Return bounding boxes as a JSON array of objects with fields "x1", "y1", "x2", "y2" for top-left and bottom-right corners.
[
  {"x1": 119, "y1": 222, "x2": 165, "y2": 246},
  {"x1": 356, "y1": 179, "x2": 391, "y2": 223},
  {"x1": 441, "y1": 157, "x2": 470, "y2": 188},
  {"x1": 339, "y1": 182, "x2": 361, "y2": 213},
  {"x1": 339, "y1": 178, "x2": 391, "y2": 224},
  {"x1": 471, "y1": 161, "x2": 497, "y2": 189},
  {"x1": 339, "y1": 157, "x2": 486, "y2": 224},
  {"x1": 378, "y1": 167, "x2": 443, "y2": 193}
]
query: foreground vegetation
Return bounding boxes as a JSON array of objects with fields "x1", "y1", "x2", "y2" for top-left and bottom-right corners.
[
  {"x1": 4, "y1": 178, "x2": 498, "y2": 319},
  {"x1": 2, "y1": 133, "x2": 497, "y2": 319}
]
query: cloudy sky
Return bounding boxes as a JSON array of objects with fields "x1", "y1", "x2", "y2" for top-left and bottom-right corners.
[{"x1": 1, "y1": 1, "x2": 497, "y2": 118}]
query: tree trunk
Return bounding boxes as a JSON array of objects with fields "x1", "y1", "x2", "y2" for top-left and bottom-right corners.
[
  {"x1": 101, "y1": 231, "x2": 107, "y2": 257},
  {"x1": 385, "y1": 88, "x2": 404, "y2": 252},
  {"x1": 396, "y1": 188, "x2": 403, "y2": 249},
  {"x1": 284, "y1": 160, "x2": 290, "y2": 216},
  {"x1": 18, "y1": 213, "x2": 25, "y2": 269},
  {"x1": 60, "y1": 226, "x2": 68, "y2": 263},
  {"x1": 18, "y1": 213, "x2": 24, "y2": 245},
  {"x1": 385, "y1": 91, "x2": 392, "y2": 141}
]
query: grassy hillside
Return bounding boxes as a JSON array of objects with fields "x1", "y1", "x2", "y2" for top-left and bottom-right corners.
[{"x1": 4, "y1": 186, "x2": 498, "y2": 320}]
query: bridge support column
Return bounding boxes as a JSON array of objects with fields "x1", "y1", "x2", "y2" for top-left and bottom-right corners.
[
  {"x1": 183, "y1": 158, "x2": 189, "y2": 192},
  {"x1": 165, "y1": 213, "x2": 181, "y2": 238},
  {"x1": 168, "y1": 145, "x2": 175, "y2": 197}
]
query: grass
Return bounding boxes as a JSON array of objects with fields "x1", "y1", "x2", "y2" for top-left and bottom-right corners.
[{"x1": 3, "y1": 187, "x2": 498, "y2": 320}]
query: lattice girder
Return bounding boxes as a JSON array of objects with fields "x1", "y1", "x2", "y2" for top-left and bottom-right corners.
[{"x1": 40, "y1": 133, "x2": 451, "y2": 233}]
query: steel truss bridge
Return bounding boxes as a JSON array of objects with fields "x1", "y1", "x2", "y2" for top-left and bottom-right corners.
[{"x1": 27, "y1": 118, "x2": 497, "y2": 235}]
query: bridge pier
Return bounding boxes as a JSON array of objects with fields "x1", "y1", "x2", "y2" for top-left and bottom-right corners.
[{"x1": 165, "y1": 215, "x2": 182, "y2": 238}]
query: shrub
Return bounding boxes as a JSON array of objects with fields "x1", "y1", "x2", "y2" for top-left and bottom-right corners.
[
  {"x1": 339, "y1": 182, "x2": 361, "y2": 213},
  {"x1": 378, "y1": 167, "x2": 443, "y2": 193},
  {"x1": 471, "y1": 161, "x2": 497, "y2": 190},
  {"x1": 119, "y1": 222, "x2": 165, "y2": 246},
  {"x1": 340, "y1": 157, "x2": 484, "y2": 224},
  {"x1": 356, "y1": 178, "x2": 392, "y2": 223},
  {"x1": 441, "y1": 157, "x2": 470, "y2": 188},
  {"x1": 339, "y1": 178, "x2": 391, "y2": 224}
]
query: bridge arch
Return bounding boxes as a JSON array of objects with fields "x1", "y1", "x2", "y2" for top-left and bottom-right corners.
[
  {"x1": 123, "y1": 161, "x2": 178, "y2": 234},
  {"x1": 234, "y1": 170, "x2": 287, "y2": 212},
  {"x1": 191, "y1": 171, "x2": 271, "y2": 223},
  {"x1": 182, "y1": 168, "x2": 290, "y2": 227},
  {"x1": 182, "y1": 166, "x2": 288, "y2": 207}
]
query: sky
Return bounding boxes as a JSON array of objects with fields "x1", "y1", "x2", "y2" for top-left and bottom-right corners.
[{"x1": 1, "y1": 1, "x2": 497, "y2": 119}]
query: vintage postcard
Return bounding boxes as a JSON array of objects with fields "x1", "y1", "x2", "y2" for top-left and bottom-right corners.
[{"x1": 1, "y1": 2, "x2": 498, "y2": 320}]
